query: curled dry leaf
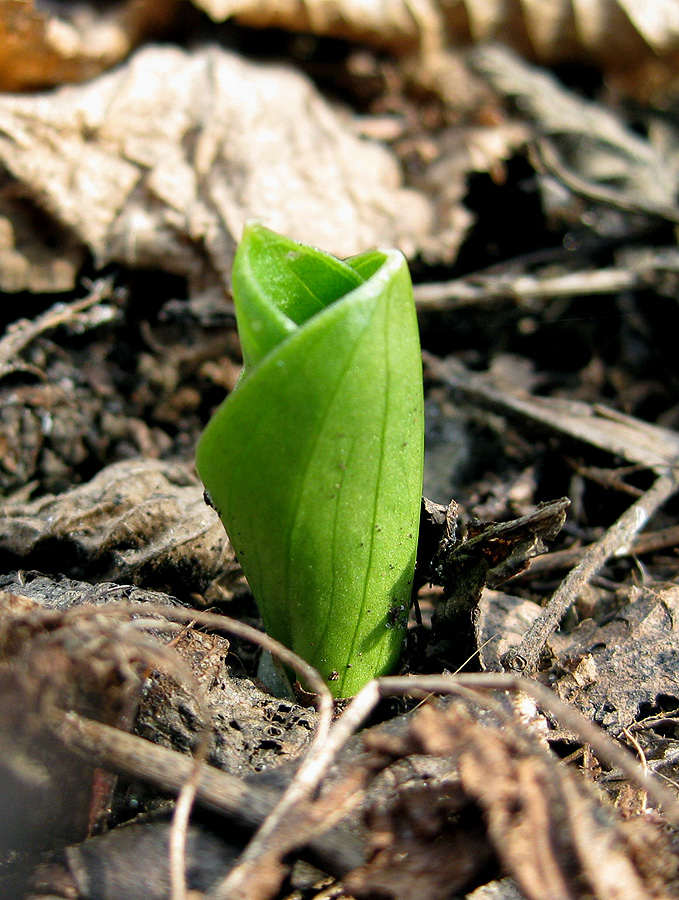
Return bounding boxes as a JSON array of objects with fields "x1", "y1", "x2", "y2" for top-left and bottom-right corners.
[
  {"x1": 197, "y1": 0, "x2": 679, "y2": 99},
  {"x1": 194, "y1": 0, "x2": 433, "y2": 54},
  {"x1": 0, "y1": 45, "x2": 433, "y2": 302},
  {"x1": 0, "y1": 459, "x2": 234, "y2": 593}
]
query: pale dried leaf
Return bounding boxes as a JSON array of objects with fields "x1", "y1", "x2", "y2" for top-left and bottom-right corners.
[
  {"x1": 551, "y1": 585, "x2": 679, "y2": 728},
  {"x1": 194, "y1": 0, "x2": 679, "y2": 99},
  {"x1": 518, "y1": 0, "x2": 571, "y2": 59},
  {"x1": 0, "y1": 45, "x2": 434, "y2": 302},
  {"x1": 0, "y1": 459, "x2": 232, "y2": 592},
  {"x1": 614, "y1": 0, "x2": 679, "y2": 52},
  {"x1": 194, "y1": 0, "x2": 433, "y2": 53}
]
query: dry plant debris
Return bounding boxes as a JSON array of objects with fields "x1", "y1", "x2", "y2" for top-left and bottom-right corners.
[
  {"x1": 347, "y1": 700, "x2": 679, "y2": 900},
  {"x1": 0, "y1": 45, "x2": 433, "y2": 305},
  {"x1": 0, "y1": 585, "x2": 188, "y2": 894},
  {"x1": 7, "y1": 0, "x2": 679, "y2": 104},
  {"x1": 551, "y1": 585, "x2": 679, "y2": 728},
  {"x1": 0, "y1": 459, "x2": 233, "y2": 592},
  {"x1": 426, "y1": 354, "x2": 679, "y2": 471},
  {"x1": 471, "y1": 45, "x2": 679, "y2": 223},
  {"x1": 0, "y1": 4, "x2": 679, "y2": 900},
  {"x1": 197, "y1": 0, "x2": 679, "y2": 94},
  {"x1": 0, "y1": 0, "x2": 180, "y2": 91}
]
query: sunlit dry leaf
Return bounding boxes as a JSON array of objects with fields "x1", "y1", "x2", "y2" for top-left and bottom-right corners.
[
  {"x1": 0, "y1": 0, "x2": 180, "y2": 91},
  {"x1": 193, "y1": 0, "x2": 432, "y2": 54},
  {"x1": 0, "y1": 459, "x2": 233, "y2": 592},
  {"x1": 0, "y1": 45, "x2": 434, "y2": 303},
  {"x1": 607, "y1": 0, "x2": 679, "y2": 53},
  {"x1": 194, "y1": 0, "x2": 679, "y2": 101}
]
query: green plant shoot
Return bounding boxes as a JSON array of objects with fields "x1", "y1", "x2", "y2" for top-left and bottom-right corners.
[{"x1": 195, "y1": 223, "x2": 424, "y2": 697}]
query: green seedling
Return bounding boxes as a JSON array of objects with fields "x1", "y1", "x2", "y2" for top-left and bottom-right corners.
[{"x1": 196, "y1": 223, "x2": 424, "y2": 697}]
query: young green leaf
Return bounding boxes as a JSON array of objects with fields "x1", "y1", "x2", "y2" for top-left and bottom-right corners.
[{"x1": 196, "y1": 223, "x2": 424, "y2": 697}]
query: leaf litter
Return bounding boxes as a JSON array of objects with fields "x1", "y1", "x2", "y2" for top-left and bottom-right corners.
[
  {"x1": 0, "y1": 44, "x2": 434, "y2": 313},
  {"x1": 1, "y1": 5, "x2": 679, "y2": 900}
]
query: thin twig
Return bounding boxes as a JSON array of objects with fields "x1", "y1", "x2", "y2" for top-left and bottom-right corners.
[
  {"x1": 517, "y1": 523, "x2": 679, "y2": 580},
  {"x1": 169, "y1": 681, "x2": 211, "y2": 900},
  {"x1": 169, "y1": 754, "x2": 196, "y2": 900},
  {"x1": 0, "y1": 276, "x2": 117, "y2": 381},
  {"x1": 501, "y1": 464, "x2": 679, "y2": 674},
  {"x1": 53, "y1": 710, "x2": 277, "y2": 825},
  {"x1": 413, "y1": 266, "x2": 641, "y2": 309},
  {"x1": 622, "y1": 727, "x2": 649, "y2": 814},
  {"x1": 51, "y1": 710, "x2": 366, "y2": 878}
]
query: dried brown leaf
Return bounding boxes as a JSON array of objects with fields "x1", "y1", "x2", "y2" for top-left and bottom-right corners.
[
  {"x1": 428, "y1": 498, "x2": 568, "y2": 668},
  {"x1": 0, "y1": 0, "x2": 179, "y2": 91},
  {"x1": 551, "y1": 585, "x2": 679, "y2": 728},
  {"x1": 351, "y1": 702, "x2": 678, "y2": 900},
  {"x1": 345, "y1": 777, "x2": 492, "y2": 899},
  {"x1": 471, "y1": 45, "x2": 679, "y2": 222},
  {"x1": 0, "y1": 45, "x2": 434, "y2": 302},
  {"x1": 0, "y1": 459, "x2": 233, "y2": 592},
  {"x1": 193, "y1": 0, "x2": 433, "y2": 54},
  {"x1": 195, "y1": 0, "x2": 679, "y2": 101}
]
